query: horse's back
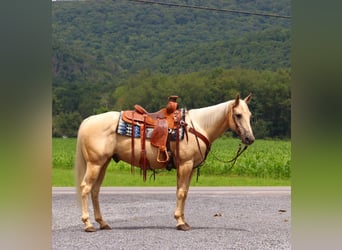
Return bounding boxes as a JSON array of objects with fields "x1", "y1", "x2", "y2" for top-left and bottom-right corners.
[{"x1": 78, "y1": 111, "x2": 120, "y2": 136}]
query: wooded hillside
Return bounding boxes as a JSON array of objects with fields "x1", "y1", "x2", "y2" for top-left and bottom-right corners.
[{"x1": 52, "y1": 0, "x2": 291, "y2": 138}]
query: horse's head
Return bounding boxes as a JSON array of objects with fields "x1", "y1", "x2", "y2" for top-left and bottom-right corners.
[{"x1": 229, "y1": 93, "x2": 255, "y2": 145}]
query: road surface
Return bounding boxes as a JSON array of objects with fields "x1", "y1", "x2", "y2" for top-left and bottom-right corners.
[{"x1": 52, "y1": 187, "x2": 290, "y2": 249}]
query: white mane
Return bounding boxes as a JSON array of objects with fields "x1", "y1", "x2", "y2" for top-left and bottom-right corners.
[{"x1": 188, "y1": 101, "x2": 232, "y2": 130}]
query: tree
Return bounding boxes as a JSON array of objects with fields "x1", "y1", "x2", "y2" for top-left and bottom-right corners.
[{"x1": 53, "y1": 112, "x2": 82, "y2": 137}]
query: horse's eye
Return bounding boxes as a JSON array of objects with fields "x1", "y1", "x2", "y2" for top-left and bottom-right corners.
[{"x1": 235, "y1": 114, "x2": 242, "y2": 119}]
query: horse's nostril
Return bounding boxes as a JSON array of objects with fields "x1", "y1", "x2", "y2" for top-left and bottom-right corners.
[{"x1": 245, "y1": 136, "x2": 255, "y2": 145}]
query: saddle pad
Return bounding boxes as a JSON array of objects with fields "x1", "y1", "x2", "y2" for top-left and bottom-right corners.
[
  {"x1": 116, "y1": 111, "x2": 185, "y2": 140},
  {"x1": 117, "y1": 112, "x2": 145, "y2": 138}
]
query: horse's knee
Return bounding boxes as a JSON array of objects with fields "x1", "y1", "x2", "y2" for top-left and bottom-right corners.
[
  {"x1": 81, "y1": 183, "x2": 92, "y2": 197},
  {"x1": 177, "y1": 189, "x2": 188, "y2": 200}
]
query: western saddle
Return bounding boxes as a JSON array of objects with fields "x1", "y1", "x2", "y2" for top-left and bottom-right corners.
[{"x1": 121, "y1": 96, "x2": 185, "y2": 181}]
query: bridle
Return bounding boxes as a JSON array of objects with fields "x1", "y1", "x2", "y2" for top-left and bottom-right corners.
[
  {"x1": 210, "y1": 103, "x2": 249, "y2": 170},
  {"x1": 232, "y1": 101, "x2": 242, "y2": 137},
  {"x1": 188, "y1": 102, "x2": 249, "y2": 174}
]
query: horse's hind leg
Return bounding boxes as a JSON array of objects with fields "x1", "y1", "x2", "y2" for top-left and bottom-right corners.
[
  {"x1": 80, "y1": 162, "x2": 102, "y2": 232},
  {"x1": 91, "y1": 160, "x2": 111, "y2": 230}
]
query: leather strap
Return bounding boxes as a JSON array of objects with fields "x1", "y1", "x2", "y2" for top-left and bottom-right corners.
[
  {"x1": 130, "y1": 111, "x2": 135, "y2": 173},
  {"x1": 174, "y1": 110, "x2": 180, "y2": 169},
  {"x1": 189, "y1": 127, "x2": 211, "y2": 165},
  {"x1": 139, "y1": 114, "x2": 147, "y2": 181}
]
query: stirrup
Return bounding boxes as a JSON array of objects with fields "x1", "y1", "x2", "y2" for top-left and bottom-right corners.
[{"x1": 157, "y1": 148, "x2": 170, "y2": 163}]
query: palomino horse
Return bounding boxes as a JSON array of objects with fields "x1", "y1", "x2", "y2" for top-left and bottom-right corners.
[{"x1": 75, "y1": 94, "x2": 255, "y2": 232}]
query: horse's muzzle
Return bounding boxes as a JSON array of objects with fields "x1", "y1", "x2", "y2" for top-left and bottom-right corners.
[{"x1": 242, "y1": 135, "x2": 255, "y2": 145}]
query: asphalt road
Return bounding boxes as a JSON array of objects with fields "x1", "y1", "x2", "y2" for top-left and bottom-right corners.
[{"x1": 52, "y1": 187, "x2": 291, "y2": 250}]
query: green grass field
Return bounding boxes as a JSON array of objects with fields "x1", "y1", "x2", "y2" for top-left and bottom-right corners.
[{"x1": 52, "y1": 137, "x2": 291, "y2": 186}]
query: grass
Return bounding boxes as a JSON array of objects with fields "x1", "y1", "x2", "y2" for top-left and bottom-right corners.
[
  {"x1": 52, "y1": 137, "x2": 291, "y2": 187},
  {"x1": 52, "y1": 168, "x2": 290, "y2": 187}
]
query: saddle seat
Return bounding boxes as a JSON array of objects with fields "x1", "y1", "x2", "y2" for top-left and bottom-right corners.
[{"x1": 122, "y1": 105, "x2": 177, "y2": 128}]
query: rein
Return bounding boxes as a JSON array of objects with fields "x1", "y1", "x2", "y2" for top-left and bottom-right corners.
[{"x1": 211, "y1": 142, "x2": 248, "y2": 171}]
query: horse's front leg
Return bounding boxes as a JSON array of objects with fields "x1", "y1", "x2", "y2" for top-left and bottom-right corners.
[{"x1": 174, "y1": 161, "x2": 195, "y2": 231}]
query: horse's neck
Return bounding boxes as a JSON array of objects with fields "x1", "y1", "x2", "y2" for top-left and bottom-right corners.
[{"x1": 188, "y1": 101, "x2": 233, "y2": 142}]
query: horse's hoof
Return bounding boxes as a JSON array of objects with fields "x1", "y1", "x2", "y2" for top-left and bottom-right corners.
[
  {"x1": 85, "y1": 226, "x2": 96, "y2": 232},
  {"x1": 100, "y1": 224, "x2": 112, "y2": 230},
  {"x1": 176, "y1": 223, "x2": 191, "y2": 231}
]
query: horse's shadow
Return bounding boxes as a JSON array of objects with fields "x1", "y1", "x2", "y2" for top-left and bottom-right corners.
[
  {"x1": 108, "y1": 225, "x2": 250, "y2": 232},
  {"x1": 61, "y1": 224, "x2": 250, "y2": 233}
]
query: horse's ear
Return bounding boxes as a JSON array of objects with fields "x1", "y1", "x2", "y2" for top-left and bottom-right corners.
[
  {"x1": 244, "y1": 93, "x2": 252, "y2": 104},
  {"x1": 234, "y1": 94, "x2": 240, "y2": 107}
]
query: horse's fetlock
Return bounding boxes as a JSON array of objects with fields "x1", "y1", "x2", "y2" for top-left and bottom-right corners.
[
  {"x1": 82, "y1": 215, "x2": 89, "y2": 223},
  {"x1": 174, "y1": 211, "x2": 184, "y2": 219},
  {"x1": 95, "y1": 217, "x2": 103, "y2": 223}
]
